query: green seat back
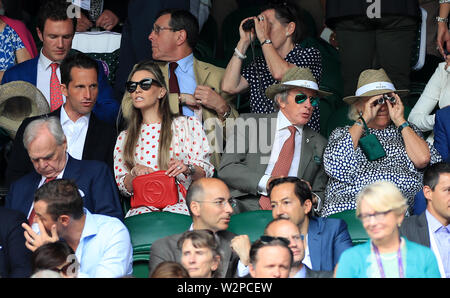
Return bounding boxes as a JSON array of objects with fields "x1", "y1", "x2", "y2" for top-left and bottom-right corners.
[
  {"x1": 132, "y1": 254, "x2": 150, "y2": 278},
  {"x1": 328, "y1": 210, "x2": 369, "y2": 245},
  {"x1": 227, "y1": 210, "x2": 273, "y2": 243},
  {"x1": 124, "y1": 212, "x2": 192, "y2": 254}
]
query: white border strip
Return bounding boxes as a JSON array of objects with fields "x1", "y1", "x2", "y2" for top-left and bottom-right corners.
[
  {"x1": 355, "y1": 81, "x2": 395, "y2": 96},
  {"x1": 283, "y1": 80, "x2": 319, "y2": 91}
]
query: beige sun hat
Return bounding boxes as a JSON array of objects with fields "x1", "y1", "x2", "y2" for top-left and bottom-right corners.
[
  {"x1": 0, "y1": 81, "x2": 50, "y2": 139},
  {"x1": 265, "y1": 67, "x2": 333, "y2": 100},
  {"x1": 343, "y1": 68, "x2": 409, "y2": 105}
]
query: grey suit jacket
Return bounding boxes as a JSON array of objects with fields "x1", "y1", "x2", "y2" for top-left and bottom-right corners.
[
  {"x1": 400, "y1": 212, "x2": 430, "y2": 247},
  {"x1": 218, "y1": 112, "x2": 328, "y2": 203},
  {"x1": 148, "y1": 230, "x2": 239, "y2": 278}
]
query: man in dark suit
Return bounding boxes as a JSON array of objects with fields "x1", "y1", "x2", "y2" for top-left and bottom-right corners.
[
  {"x1": 400, "y1": 162, "x2": 450, "y2": 278},
  {"x1": 218, "y1": 67, "x2": 329, "y2": 212},
  {"x1": 268, "y1": 177, "x2": 352, "y2": 272},
  {"x1": 1, "y1": 0, "x2": 119, "y2": 124},
  {"x1": 0, "y1": 207, "x2": 31, "y2": 278},
  {"x1": 148, "y1": 178, "x2": 242, "y2": 278},
  {"x1": 5, "y1": 52, "x2": 116, "y2": 187},
  {"x1": 5, "y1": 116, "x2": 123, "y2": 222}
]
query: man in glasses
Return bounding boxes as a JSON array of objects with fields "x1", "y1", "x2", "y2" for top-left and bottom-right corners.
[
  {"x1": 149, "y1": 178, "x2": 243, "y2": 277},
  {"x1": 148, "y1": 8, "x2": 238, "y2": 168},
  {"x1": 218, "y1": 66, "x2": 329, "y2": 213},
  {"x1": 6, "y1": 52, "x2": 117, "y2": 187}
]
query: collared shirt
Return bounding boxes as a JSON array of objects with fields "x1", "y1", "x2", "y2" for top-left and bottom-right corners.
[
  {"x1": 75, "y1": 208, "x2": 133, "y2": 278},
  {"x1": 426, "y1": 210, "x2": 450, "y2": 278},
  {"x1": 36, "y1": 50, "x2": 66, "y2": 105},
  {"x1": 60, "y1": 105, "x2": 90, "y2": 160},
  {"x1": 258, "y1": 111, "x2": 303, "y2": 195},
  {"x1": 292, "y1": 265, "x2": 307, "y2": 278},
  {"x1": 172, "y1": 54, "x2": 197, "y2": 118}
]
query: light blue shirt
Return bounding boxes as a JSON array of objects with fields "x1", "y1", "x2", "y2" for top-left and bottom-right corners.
[
  {"x1": 75, "y1": 209, "x2": 133, "y2": 278},
  {"x1": 172, "y1": 54, "x2": 197, "y2": 117},
  {"x1": 426, "y1": 210, "x2": 450, "y2": 278}
]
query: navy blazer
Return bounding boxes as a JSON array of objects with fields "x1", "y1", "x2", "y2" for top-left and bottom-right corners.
[
  {"x1": 5, "y1": 106, "x2": 116, "y2": 187},
  {"x1": 1, "y1": 56, "x2": 119, "y2": 124},
  {"x1": 308, "y1": 216, "x2": 353, "y2": 271},
  {"x1": 0, "y1": 207, "x2": 32, "y2": 278},
  {"x1": 413, "y1": 106, "x2": 450, "y2": 215},
  {"x1": 434, "y1": 105, "x2": 450, "y2": 162},
  {"x1": 5, "y1": 155, "x2": 123, "y2": 221}
]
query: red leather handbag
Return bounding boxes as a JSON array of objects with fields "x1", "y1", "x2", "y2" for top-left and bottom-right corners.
[{"x1": 131, "y1": 170, "x2": 187, "y2": 209}]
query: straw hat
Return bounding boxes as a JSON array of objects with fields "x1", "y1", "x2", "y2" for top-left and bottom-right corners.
[
  {"x1": 265, "y1": 67, "x2": 332, "y2": 100},
  {"x1": 343, "y1": 68, "x2": 409, "y2": 105},
  {"x1": 0, "y1": 81, "x2": 50, "y2": 139}
]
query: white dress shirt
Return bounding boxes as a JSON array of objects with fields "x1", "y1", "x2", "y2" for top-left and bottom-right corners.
[
  {"x1": 60, "y1": 106, "x2": 90, "y2": 160},
  {"x1": 36, "y1": 50, "x2": 66, "y2": 105},
  {"x1": 258, "y1": 111, "x2": 303, "y2": 195}
]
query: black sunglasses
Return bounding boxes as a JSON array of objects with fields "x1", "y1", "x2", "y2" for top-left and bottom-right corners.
[
  {"x1": 295, "y1": 93, "x2": 319, "y2": 107},
  {"x1": 260, "y1": 235, "x2": 290, "y2": 246},
  {"x1": 125, "y1": 78, "x2": 162, "y2": 93}
]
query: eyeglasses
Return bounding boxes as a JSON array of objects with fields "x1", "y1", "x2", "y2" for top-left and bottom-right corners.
[
  {"x1": 295, "y1": 93, "x2": 319, "y2": 107},
  {"x1": 358, "y1": 209, "x2": 393, "y2": 222},
  {"x1": 194, "y1": 198, "x2": 237, "y2": 208},
  {"x1": 260, "y1": 235, "x2": 290, "y2": 246},
  {"x1": 374, "y1": 93, "x2": 396, "y2": 106},
  {"x1": 152, "y1": 25, "x2": 179, "y2": 34},
  {"x1": 125, "y1": 78, "x2": 162, "y2": 93}
]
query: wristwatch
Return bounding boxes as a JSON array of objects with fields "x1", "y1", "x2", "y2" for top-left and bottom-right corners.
[
  {"x1": 221, "y1": 105, "x2": 232, "y2": 119},
  {"x1": 260, "y1": 39, "x2": 272, "y2": 46},
  {"x1": 436, "y1": 16, "x2": 448, "y2": 23}
]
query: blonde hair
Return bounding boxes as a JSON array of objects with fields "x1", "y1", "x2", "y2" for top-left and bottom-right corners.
[
  {"x1": 356, "y1": 181, "x2": 407, "y2": 218},
  {"x1": 120, "y1": 60, "x2": 174, "y2": 171}
]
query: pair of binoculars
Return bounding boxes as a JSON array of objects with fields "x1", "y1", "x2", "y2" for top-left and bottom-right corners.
[{"x1": 374, "y1": 94, "x2": 396, "y2": 106}]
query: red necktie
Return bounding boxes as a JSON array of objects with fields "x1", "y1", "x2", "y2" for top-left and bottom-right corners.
[
  {"x1": 259, "y1": 126, "x2": 297, "y2": 210},
  {"x1": 50, "y1": 63, "x2": 63, "y2": 111},
  {"x1": 28, "y1": 177, "x2": 57, "y2": 225},
  {"x1": 169, "y1": 62, "x2": 180, "y2": 94}
]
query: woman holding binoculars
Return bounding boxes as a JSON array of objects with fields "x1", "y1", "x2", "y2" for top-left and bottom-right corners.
[
  {"x1": 320, "y1": 68, "x2": 442, "y2": 217},
  {"x1": 221, "y1": 1, "x2": 323, "y2": 132}
]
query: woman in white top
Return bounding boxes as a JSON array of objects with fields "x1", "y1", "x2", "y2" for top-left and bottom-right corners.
[{"x1": 408, "y1": 55, "x2": 450, "y2": 143}]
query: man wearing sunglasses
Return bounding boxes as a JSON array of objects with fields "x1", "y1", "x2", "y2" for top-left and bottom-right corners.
[
  {"x1": 148, "y1": 9, "x2": 238, "y2": 168},
  {"x1": 218, "y1": 67, "x2": 330, "y2": 213},
  {"x1": 149, "y1": 178, "x2": 244, "y2": 278}
]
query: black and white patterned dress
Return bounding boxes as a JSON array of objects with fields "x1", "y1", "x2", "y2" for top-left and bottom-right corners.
[
  {"x1": 321, "y1": 123, "x2": 442, "y2": 216},
  {"x1": 242, "y1": 44, "x2": 322, "y2": 132}
]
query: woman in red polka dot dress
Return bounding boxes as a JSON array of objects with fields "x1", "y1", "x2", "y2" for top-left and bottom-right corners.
[{"x1": 114, "y1": 60, "x2": 214, "y2": 217}]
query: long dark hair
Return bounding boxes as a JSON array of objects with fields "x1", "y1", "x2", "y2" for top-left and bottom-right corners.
[{"x1": 121, "y1": 60, "x2": 174, "y2": 171}]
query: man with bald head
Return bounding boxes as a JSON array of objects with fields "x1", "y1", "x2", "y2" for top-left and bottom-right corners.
[
  {"x1": 5, "y1": 117, "x2": 123, "y2": 224},
  {"x1": 264, "y1": 218, "x2": 333, "y2": 278},
  {"x1": 148, "y1": 178, "x2": 244, "y2": 277}
]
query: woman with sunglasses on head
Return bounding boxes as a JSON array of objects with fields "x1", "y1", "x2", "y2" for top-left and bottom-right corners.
[
  {"x1": 335, "y1": 181, "x2": 440, "y2": 278},
  {"x1": 221, "y1": 0, "x2": 322, "y2": 132},
  {"x1": 321, "y1": 68, "x2": 442, "y2": 217},
  {"x1": 114, "y1": 60, "x2": 214, "y2": 217}
]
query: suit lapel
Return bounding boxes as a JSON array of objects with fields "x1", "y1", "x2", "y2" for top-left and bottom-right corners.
[
  {"x1": 193, "y1": 58, "x2": 210, "y2": 86},
  {"x1": 83, "y1": 114, "x2": 96, "y2": 159},
  {"x1": 417, "y1": 212, "x2": 431, "y2": 247},
  {"x1": 307, "y1": 217, "x2": 321, "y2": 270},
  {"x1": 298, "y1": 127, "x2": 314, "y2": 177}
]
